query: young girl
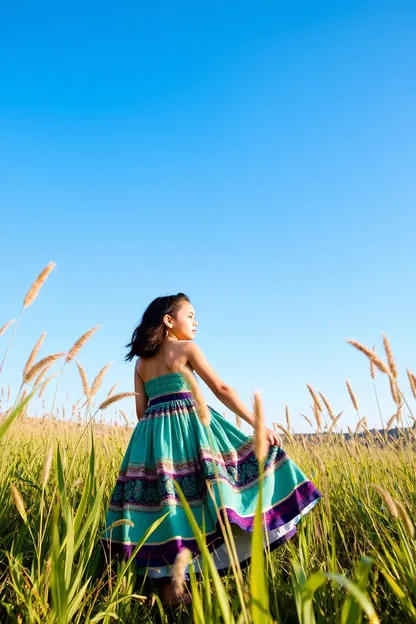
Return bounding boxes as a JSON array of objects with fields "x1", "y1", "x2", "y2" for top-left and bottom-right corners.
[{"x1": 101, "y1": 293, "x2": 321, "y2": 604}]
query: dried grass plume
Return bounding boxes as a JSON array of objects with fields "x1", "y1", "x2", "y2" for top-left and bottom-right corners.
[
  {"x1": 66, "y1": 326, "x2": 102, "y2": 363},
  {"x1": 180, "y1": 366, "x2": 211, "y2": 426},
  {"x1": 25, "y1": 353, "x2": 65, "y2": 383},
  {"x1": 23, "y1": 262, "x2": 56, "y2": 308},
  {"x1": 23, "y1": 332, "x2": 47, "y2": 380},
  {"x1": 382, "y1": 334, "x2": 398, "y2": 379},
  {"x1": 346, "y1": 381, "x2": 359, "y2": 412},
  {"x1": 99, "y1": 392, "x2": 138, "y2": 411},
  {"x1": 90, "y1": 362, "x2": 113, "y2": 397},
  {"x1": 172, "y1": 547, "x2": 192, "y2": 598},
  {"x1": 253, "y1": 390, "x2": 268, "y2": 462},
  {"x1": 0, "y1": 319, "x2": 15, "y2": 337},
  {"x1": 347, "y1": 340, "x2": 390, "y2": 376}
]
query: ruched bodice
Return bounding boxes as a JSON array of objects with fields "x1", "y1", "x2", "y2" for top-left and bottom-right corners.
[{"x1": 144, "y1": 372, "x2": 190, "y2": 399}]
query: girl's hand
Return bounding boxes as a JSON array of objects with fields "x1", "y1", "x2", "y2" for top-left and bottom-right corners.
[{"x1": 266, "y1": 428, "x2": 282, "y2": 447}]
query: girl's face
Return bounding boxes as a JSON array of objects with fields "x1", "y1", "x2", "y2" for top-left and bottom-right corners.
[{"x1": 166, "y1": 301, "x2": 198, "y2": 341}]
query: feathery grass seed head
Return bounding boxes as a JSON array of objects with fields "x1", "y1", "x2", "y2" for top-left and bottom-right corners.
[
  {"x1": 23, "y1": 332, "x2": 47, "y2": 380},
  {"x1": 25, "y1": 353, "x2": 64, "y2": 383},
  {"x1": 253, "y1": 390, "x2": 268, "y2": 462},
  {"x1": 99, "y1": 392, "x2": 138, "y2": 410},
  {"x1": 372, "y1": 484, "x2": 399, "y2": 518},
  {"x1": 346, "y1": 381, "x2": 359, "y2": 412},
  {"x1": 172, "y1": 548, "x2": 192, "y2": 598},
  {"x1": 90, "y1": 362, "x2": 113, "y2": 397},
  {"x1": 0, "y1": 319, "x2": 15, "y2": 336},
  {"x1": 66, "y1": 326, "x2": 102, "y2": 362},
  {"x1": 23, "y1": 262, "x2": 56, "y2": 308}
]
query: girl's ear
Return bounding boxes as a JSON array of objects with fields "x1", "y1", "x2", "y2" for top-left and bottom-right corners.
[{"x1": 163, "y1": 314, "x2": 173, "y2": 329}]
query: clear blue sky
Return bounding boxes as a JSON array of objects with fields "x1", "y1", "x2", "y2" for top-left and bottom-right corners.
[{"x1": 1, "y1": 1, "x2": 415, "y2": 431}]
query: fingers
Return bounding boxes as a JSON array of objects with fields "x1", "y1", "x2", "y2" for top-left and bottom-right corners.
[{"x1": 267, "y1": 429, "x2": 282, "y2": 447}]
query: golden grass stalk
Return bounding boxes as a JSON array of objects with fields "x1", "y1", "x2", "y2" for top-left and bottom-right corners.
[
  {"x1": 382, "y1": 334, "x2": 398, "y2": 379},
  {"x1": 362, "y1": 422, "x2": 372, "y2": 437},
  {"x1": 39, "y1": 373, "x2": 59, "y2": 398},
  {"x1": 354, "y1": 417, "x2": 365, "y2": 435},
  {"x1": 372, "y1": 484, "x2": 399, "y2": 518},
  {"x1": 180, "y1": 366, "x2": 211, "y2": 426},
  {"x1": 370, "y1": 345, "x2": 376, "y2": 380},
  {"x1": 253, "y1": 391, "x2": 268, "y2": 462},
  {"x1": 300, "y1": 413, "x2": 313, "y2": 428},
  {"x1": 347, "y1": 340, "x2": 390, "y2": 375},
  {"x1": 328, "y1": 411, "x2": 344, "y2": 434},
  {"x1": 172, "y1": 547, "x2": 192, "y2": 598},
  {"x1": 23, "y1": 332, "x2": 47, "y2": 380},
  {"x1": 274, "y1": 422, "x2": 291, "y2": 439},
  {"x1": 319, "y1": 391, "x2": 335, "y2": 421},
  {"x1": 66, "y1": 326, "x2": 102, "y2": 363},
  {"x1": 0, "y1": 319, "x2": 15, "y2": 336},
  {"x1": 406, "y1": 369, "x2": 416, "y2": 399},
  {"x1": 386, "y1": 412, "x2": 398, "y2": 431},
  {"x1": 346, "y1": 381, "x2": 359, "y2": 412},
  {"x1": 90, "y1": 362, "x2": 113, "y2": 397},
  {"x1": 76, "y1": 361, "x2": 90, "y2": 398},
  {"x1": 235, "y1": 414, "x2": 242, "y2": 429},
  {"x1": 107, "y1": 383, "x2": 118, "y2": 398},
  {"x1": 394, "y1": 499, "x2": 415, "y2": 538},
  {"x1": 285, "y1": 404, "x2": 291, "y2": 431},
  {"x1": 8, "y1": 385, "x2": 11, "y2": 401},
  {"x1": 388, "y1": 376, "x2": 401, "y2": 407},
  {"x1": 306, "y1": 384, "x2": 322, "y2": 412},
  {"x1": 118, "y1": 410, "x2": 129, "y2": 426},
  {"x1": 108, "y1": 519, "x2": 135, "y2": 530},
  {"x1": 23, "y1": 262, "x2": 56, "y2": 308},
  {"x1": 98, "y1": 392, "x2": 138, "y2": 411},
  {"x1": 10, "y1": 483, "x2": 27, "y2": 523},
  {"x1": 33, "y1": 360, "x2": 55, "y2": 387},
  {"x1": 312, "y1": 402, "x2": 322, "y2": 432},
  {"x1": 25, "y1": 353, "x2": 65, "y2": 384},
  {"x1": 41, "y1": 445, "x2": 54, "y2": 488}
]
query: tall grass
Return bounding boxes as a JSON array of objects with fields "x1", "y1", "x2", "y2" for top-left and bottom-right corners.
[{"x1": 0, "y1": 264, "x2": 415, "y2": 622}]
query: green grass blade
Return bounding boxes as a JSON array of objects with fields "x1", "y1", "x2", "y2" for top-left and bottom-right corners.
[
  {"x1": 251, "y1": 478, "x2": 270, "y2": 623},
  {"x1": 174, "y1": 480, "x2": 234, "y2": 623}
]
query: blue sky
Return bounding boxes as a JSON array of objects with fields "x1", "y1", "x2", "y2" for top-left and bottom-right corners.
[{"x1": 1, "y1": 1, "x2": 415, "y2": 431}]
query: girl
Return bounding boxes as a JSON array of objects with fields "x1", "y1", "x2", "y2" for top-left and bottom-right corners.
[{"x1": 101, "y1": 293, "x2": 321, "y2": 604}]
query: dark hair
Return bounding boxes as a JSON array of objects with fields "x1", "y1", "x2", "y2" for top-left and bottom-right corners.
[{"x1": 125, "y1": 293, "x2": 190, "y2": 361}]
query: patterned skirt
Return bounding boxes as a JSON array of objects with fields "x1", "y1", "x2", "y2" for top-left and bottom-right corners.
[{"x1": 101, "y1": 386, "x2": 322, "y2": 578}]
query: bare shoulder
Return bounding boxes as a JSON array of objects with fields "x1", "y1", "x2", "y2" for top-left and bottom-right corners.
[
  {"x1": 182, "y1": 341, "x2": 203, "y2": 360},
  {"x1": 135, "y1": 357, "x2": 144, "y2": 377}
]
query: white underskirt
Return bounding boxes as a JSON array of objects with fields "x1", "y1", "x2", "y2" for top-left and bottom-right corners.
[{"x1": 144, "y1": 498, "x2": 319, "y2": 579}]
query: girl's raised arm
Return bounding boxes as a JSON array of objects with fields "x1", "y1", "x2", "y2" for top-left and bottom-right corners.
[
  {"x1": 185, "y1": 342, "x2": 255, "y2": 427},
  {"x1": 185, "y1": 343, "x2": 281, "y2": 446}
]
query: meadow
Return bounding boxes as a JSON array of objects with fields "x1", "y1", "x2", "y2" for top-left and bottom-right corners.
[{"x1": 0, "y1": 263, "x2": 415, "y2": 623}]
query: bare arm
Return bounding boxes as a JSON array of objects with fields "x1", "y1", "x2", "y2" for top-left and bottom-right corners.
[
  {"x1": 186, "y1": 343, "x2": 256, "y2": 428},
  {"x1": 134, "y1": 362, "x2": 148, "y2": 420}
]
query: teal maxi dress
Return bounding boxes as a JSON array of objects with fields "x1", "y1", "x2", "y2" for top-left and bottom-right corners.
[{"x1": 101, "y1": 372, "x2": 321, "y2": 578}]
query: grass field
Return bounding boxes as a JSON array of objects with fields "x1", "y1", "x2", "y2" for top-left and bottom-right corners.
[{"x1": 0, "y1": 263, "x2": 415, "y2": 623}]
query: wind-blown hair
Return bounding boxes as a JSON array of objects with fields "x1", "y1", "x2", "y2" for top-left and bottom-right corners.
[{"x1": 125, "y1": 293, "x2": 190, "y2": 360}]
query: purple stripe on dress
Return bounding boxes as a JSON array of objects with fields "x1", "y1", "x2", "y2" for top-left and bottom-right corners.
[
  {"x1": 148, "y1": 392, "x2": 193, "y2": 407},
  {"x1": 101, "y1": 480, "x2": 322, "y2": 567}
]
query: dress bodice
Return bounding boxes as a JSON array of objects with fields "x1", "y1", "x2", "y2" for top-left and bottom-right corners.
[{"x1": 144, "y1": 372, "x2": 190, "y2": 399}]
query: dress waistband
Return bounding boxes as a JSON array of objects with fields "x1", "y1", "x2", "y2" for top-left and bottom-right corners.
[{"x1": 148, "y1": 391, "x2": 193, "y2": 407}]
